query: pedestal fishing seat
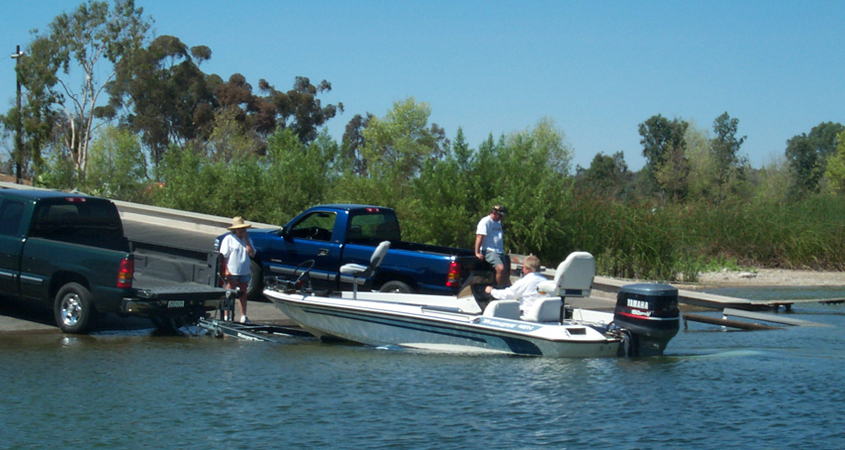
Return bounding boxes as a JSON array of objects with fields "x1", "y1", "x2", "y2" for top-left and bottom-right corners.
[
  {"x1": 526, "y1": 252, "x2": 596, "y2": 323},
  {"x1": 340, "y1": 241, "x2": 391, "y2": 299}
]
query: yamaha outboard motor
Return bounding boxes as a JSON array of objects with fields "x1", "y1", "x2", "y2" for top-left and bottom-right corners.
[{"x1": 613, "y1": 283, "x2": 680, "y2": 357}]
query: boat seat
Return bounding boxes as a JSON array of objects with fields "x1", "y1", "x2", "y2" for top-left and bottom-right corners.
[
  {"x1": 537, "y1": 251, "x2": 595, "y2": 298},
  {"x1": 482, "y1": 300, "x2": 521, "y2": 320},
  {"x1": 340, "y1": 241, "x2": 391, "y2": 299},
  {"x1": 535, "y1": 252, "x2": 595, "y2": 323},
  {"x1": 521, "y1": 297, "x2": 563, "y2": 322}
]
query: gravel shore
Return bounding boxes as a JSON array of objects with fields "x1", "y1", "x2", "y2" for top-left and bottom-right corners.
[{"x1": 694, "y1": 268, "x2": 845, "y2": 287}]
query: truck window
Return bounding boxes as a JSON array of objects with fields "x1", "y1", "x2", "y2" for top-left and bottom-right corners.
[
  {"x1": 30, "y1": 199, "x2": 128, "y2": 251},
  {"x1": 347, "y1": 210, "x2": 401, "y2": 243},
  {"x1": 0, "y1": 200, "x2": 24, "y2": 236},
  {"x1": 289, "y1": 211, "x2": 336, "y2": 242}
]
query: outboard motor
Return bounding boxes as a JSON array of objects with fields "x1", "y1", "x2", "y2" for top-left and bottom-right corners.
[{"x1": 613, "y1": 283, "x2": 680, "y2": 357}]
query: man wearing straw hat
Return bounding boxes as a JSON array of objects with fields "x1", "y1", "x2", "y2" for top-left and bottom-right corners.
[{"x1": 220, "y1": 216, "x2": 256, "y2": 323}]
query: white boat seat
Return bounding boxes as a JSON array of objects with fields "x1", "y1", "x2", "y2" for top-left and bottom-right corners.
[
  {"x1": 537, "y1": 251, "x2": 595, "y2": 298},
  {"x1": 339, "y1": 241, "x2": 391, "y2": 298},
  {"x1": 482, "y1": 300, "x2": 521, "y2": 320},
  {"x1": 521, "y1": 297, "x2": 563, "y2": 322}
]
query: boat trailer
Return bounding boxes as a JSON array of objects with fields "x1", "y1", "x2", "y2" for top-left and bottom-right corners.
[
  {"x1": 194, "y1": 288, "x2": 313, "y2": 342},
  {"x1": 196, "y1": 317, "x2": 312, "y2": 342}
]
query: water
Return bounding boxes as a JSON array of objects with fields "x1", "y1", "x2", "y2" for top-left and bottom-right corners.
[{"x1": 2, "y1": 288, "x2": 845, "y2": 449}]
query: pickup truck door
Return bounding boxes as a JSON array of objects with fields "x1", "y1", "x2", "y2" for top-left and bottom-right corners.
[
  {"x1": 268, "y1": 210, "x2": 343, "y2": 289},
  {"x1": 0, "y1": 198, "x2": 27, "y2": 295}
]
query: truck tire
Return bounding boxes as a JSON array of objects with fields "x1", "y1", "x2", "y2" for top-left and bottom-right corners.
[
  {"x1": 54, "y1": 282, "x2": 96, "y2": 334},
  {"x1": 246, "y1": 259, "x2": 265, "y2": 301},
  {"x1": 379, "y1": 280, "x2": 413, "y2": 293}
]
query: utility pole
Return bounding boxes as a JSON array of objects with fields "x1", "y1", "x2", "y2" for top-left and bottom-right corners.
[{"x1": 11, "y1": 45, "x2": 24, "y2": 184}]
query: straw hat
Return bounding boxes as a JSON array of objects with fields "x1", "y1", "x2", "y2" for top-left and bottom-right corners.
[{"x1": 228, "y1": 216, "x2": 252, "y2": 230}]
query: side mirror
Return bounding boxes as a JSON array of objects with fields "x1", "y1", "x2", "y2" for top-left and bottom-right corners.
[{"x1": 280, "y1": 226, "x2": 291, "y2": 240}]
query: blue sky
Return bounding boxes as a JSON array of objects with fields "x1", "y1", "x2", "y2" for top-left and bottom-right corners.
[{"x1": 2, "y1": 0, "x2": 843, "y2": 171}]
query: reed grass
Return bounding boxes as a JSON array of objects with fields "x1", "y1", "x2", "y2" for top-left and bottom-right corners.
[{"x1": 563, "y1": 194, "x2": 845, "y2": 281}]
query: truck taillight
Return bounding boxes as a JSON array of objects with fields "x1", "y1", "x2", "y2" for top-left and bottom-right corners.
[
  {"x1": 118, "y1": 257, "x2": 134, "y2": 289},
  {"x1": 446, "y1": 261, "x2": 460, "y2": 288}
]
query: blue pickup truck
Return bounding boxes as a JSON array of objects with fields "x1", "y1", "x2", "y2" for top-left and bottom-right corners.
[{"x1": 217, "y1": 204, "x2": 493, "y2": 299}]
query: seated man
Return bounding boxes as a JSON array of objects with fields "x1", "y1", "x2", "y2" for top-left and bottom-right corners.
[{"x1": 484, "y1": 254, "x2": 547, "y2": 314}]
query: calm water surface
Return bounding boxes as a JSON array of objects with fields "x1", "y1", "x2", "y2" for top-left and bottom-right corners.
[{"x1": 2, "y1": 287, "x2": 845, "y2": 449}]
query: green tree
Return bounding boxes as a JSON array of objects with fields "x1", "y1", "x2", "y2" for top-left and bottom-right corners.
[
  {"x1": 575, "y1": 151, "x2": 631, "y2": 199},
  {"x1": 684, "y1": 121, "x2": 715, "y2": 201},
  {"x1": 753, "y1": 155, "x2": 791, "y2": 204},
  {"x1": 109, "y1": 35, "x2": 216, "y2": 166},
  {"x1": 404, "y1": 128, "x2": 478, "y2": 248},
  {"x1": 204, "y1": 106, "x2": 261, "y2": 163},
  {"x1": 2, "y1": 31, "x2": 67, "y2": 181},
  {"x1": 257, "y1": 77, "x2": 344, "y2": 144},
  {"x1": 340, "y1": 113, "x2": 373, "y2": 176},
  {"x1": 359, "y1": 97, "x2": 447, "y2": 199},
  {"x1": 23, "y1": 0, "x2": 151, "y2": 179},
  {"x1": 84, "y1": 125, "x2": 148, "y2": 201},
  {"x1": 824, "y1": 130, "x2": 845, "y2": 193},
  {"x1": 654, "y1": 141, "x2": 690, "y2": 202},
  {"x1": 638, "y1": 114, "x2": 689, "y2": 197},
  {"x1": 495, "y1": 118, "x2": 573, "y2": 258},
  {"x1": 786, "y1": 121, "x2": 845, "y2": 195},
  {"x1": 711, "y1": 112, "x2": 747, "y2": 201}
]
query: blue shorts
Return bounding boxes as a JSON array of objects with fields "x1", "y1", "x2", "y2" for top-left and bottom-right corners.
[{"x1": 228, "y1": 274, "x2": 251, "y2": 284}]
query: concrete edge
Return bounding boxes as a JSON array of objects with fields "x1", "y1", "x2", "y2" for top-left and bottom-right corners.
[{"x1": 0, "y1": 181, "x2": 279, "y2": 235}]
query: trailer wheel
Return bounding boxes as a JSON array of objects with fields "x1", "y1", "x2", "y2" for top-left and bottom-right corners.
[
  {"x1": 246, "y1": 259, "x2": 265, "y2": 301},
  {"x1": 379, "y1": 280, "x2": 413, "y2": 293},
  {"x1": 54, "y1": 282, "x2": 96, "y2": 334}
]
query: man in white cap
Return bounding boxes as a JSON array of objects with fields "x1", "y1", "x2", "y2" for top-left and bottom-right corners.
[
  {"x1": 475, "y1": 204, "x2": 509, "y2": 286},
  {"x1": 219, "y1": 216, "x2": 256, "y2": 323}
]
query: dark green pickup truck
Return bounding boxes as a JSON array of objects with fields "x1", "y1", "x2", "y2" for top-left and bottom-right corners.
[{"x1": 0, "y1": 189, "x2": 227, "y2": 333}]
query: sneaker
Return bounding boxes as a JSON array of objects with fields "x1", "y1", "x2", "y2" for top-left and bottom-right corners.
[{"x1": 240, "y1": 315, "x2": 252, "y2": 324}]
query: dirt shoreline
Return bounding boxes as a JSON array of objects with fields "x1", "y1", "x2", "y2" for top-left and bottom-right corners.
[{"x1": 690, "y1": 268, "x2": 845, "y2": 288}]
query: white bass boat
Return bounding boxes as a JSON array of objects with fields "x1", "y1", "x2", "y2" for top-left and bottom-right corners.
[{"x1": 264, "y1": 249, "x2": 680, "y2": 357}]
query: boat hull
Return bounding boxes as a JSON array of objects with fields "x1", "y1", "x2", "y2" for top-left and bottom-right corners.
[{"x1": 267, "y1": 290, "x2": 622, "y2": 358}]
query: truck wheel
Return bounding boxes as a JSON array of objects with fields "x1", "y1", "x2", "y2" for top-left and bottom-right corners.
[
  {"x1": 246, "y1": 259, "x2": 265, "y2": 301},
  {"x1": 54, "y1": 282, "x2": 96, "y2": 334},
  {"x1": 379, "y1": 280, "x2": 413, "y2": 293}
]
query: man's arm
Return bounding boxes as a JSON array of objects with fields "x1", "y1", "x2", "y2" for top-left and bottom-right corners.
[{"x1": 475, "y1": 234, "x2": 484, "y2": 259}]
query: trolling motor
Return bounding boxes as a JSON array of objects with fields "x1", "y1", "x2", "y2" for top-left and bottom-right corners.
[{"x1": 266, "y1": 259, "x2": 315, "y2": 295}]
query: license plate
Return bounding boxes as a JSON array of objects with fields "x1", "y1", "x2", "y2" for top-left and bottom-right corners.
[{"x1": 167, "y1": 301, "x2": 185, "y2": 308}]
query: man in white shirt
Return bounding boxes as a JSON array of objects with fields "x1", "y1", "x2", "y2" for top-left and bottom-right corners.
[
  {"x1": 220, "y1": 216, "x2": 256, "y2": 323},
  {"x1": 484, "y1": 254, "x2": 547, "y2": 313},
  {"x1": 475, "y1": 204, "x2": 508, "y2": 285}
]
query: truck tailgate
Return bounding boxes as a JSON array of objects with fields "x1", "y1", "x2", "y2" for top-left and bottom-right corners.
[{"x1": 123, "y1": 278, "x2": 228, "y2": 317}]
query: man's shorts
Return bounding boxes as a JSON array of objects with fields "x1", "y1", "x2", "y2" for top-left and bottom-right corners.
[
  {"x1": 228, "y1": 274, "x2": 251, "y2": 284},
  {"x1": 484, "y1": 250, "x2": 506, "y2": 268}
]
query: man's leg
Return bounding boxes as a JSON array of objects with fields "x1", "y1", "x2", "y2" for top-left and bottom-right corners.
[
  {"x1": 494, "y1": 262, "x2": 507, "y2": 285},
  {"x1": 486, "y1": 251, "x2": 509, "y2": 286},
  {"x1": 238, "y1": 281, "x2": 249, "y2": 322}
]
